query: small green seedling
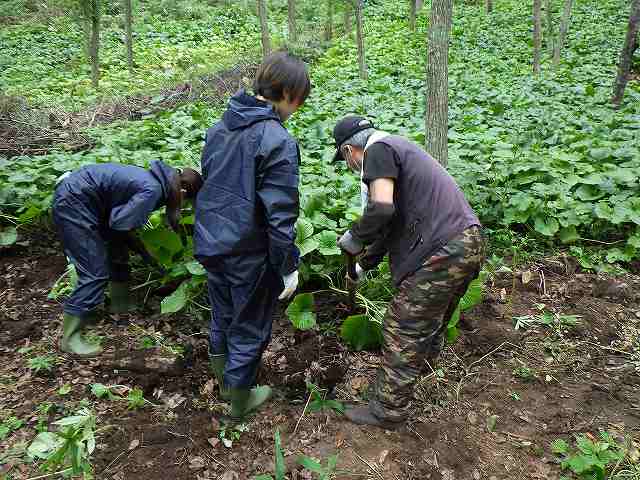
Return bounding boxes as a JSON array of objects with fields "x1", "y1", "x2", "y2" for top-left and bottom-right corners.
[
  {"x1": 552, "y1": 432, "x2": 626, "y2": 480},
  {"x1": 28, "y1": 355, "x2": 56, "y2": 373},
  {"x1": 58, "y1": 384, "x2": 72, "y2": 396},
  {"x1": 0, "y1": 416, "x2": 24, "y2": 440},
  {"x1": 306, "y1": 382, "x2": 345, "y2": 415},
  {"x1": 27, "y1": 408, "x2": 98, "y2": 477},
  {"x1": 255, "y1": 429, "x2": 286, "y2": 480},
  {"x1": 297, "y1": 453, "x2": 339, "y2": 480},
  {"x1": 513, "y1": 366, "x2": 535, "y2": 381},
  {"x1": 126, "y1": 388, "x2": 146, "y2": 410}
]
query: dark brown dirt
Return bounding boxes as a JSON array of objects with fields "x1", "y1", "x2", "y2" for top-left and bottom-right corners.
[{"x1": 1, "y1": 233, "x2": 639, "y2": 480}]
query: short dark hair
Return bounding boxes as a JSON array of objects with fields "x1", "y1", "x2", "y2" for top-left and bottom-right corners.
[{"x1": 253, "y1": 52, "x2": 311, "y2": 104}]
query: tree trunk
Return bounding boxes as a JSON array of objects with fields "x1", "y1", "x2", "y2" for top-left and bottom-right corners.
[
  {"x1": 410, "y1": 0, "x2": 417, "y2": 31},
  {"x1": 355, "y1": 0, "x2": 367, "y2": 79},
  {"x1": 89, "y1": 0, "x2": 100, "y2": 88},
  {"x1": 486, "y1": 0, "x2": 493, "y2": 13},
  {"x1": 123, "y1": 0, "x2": 133, "y2": 72},
  {"x1": 426, "y1": 0, "x2": 453, "y2": 166},
  {"x1": 257, "y1": 0, "x2": 271, "y2": 58},
  {"x1": 552, "y1": 0, "x2": 573, "y2": 66},
  {"x1": 325, "y1": 0, "x2": 334, "y2": 41},
  {"x1": 533, "y1": 0, "x2": 542, "y2": 74},
  {"x1": 288, "y1": 0, "x2": 297, "y2": 43},
  {"x1": 417, "y1": 0, "x2": 424, "y2": 9},
  {"x1": 344, "y1": 0, "x2": 352, "y2": 36},
  {"x1": 612, "y1": 0, "x2": 640, "y2": 106},
  {"x1": 545, "y1": 0, "x2": 554, "y2": 53}
]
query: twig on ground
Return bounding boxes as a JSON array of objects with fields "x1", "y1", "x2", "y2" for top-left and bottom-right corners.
[
  {"x1": 351, "y1": 449, "x2": 385, "y2": 480},
  {"x1": 102, "y1": 450, "x2": 127, "y2": 473},
  {"x1": 467, "y1": 342, "x2": 508, "y2": 371},
  {"x1": 293, "y1": 391, "x2": 312, "y2": 437},
  {"x1": 24, "y1": 468, "x2": 72, "y2": 480}
]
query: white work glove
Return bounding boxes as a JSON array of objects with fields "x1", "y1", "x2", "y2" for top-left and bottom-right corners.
[
  {"x1": 347, "y1": 263, "x2": 365, "y2": 284},
  {"x1": 337, "y1": 230, "x2": 364, "y2": 256},
  {"x1": 278, "y1": 270, "x2": 299, "y2": 300}
]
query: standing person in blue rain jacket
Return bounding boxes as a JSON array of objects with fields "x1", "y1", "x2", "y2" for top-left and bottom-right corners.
[
  {"x1": 52, "y1": 161, "x2": 202, "y2": 357},
  {"x1": 194, "y1": 52, "x2": 311, "y2": 421}
]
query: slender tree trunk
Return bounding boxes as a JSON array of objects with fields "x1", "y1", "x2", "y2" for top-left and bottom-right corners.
[
  {"x1": 417, "y1": 0, "x2": 424, "y2": 9},
  {"x1": 533, "y1": 0, "x2": 542, "y2": 74},
  {"x1": 426, "y1": 0, "x2": 453, "y2": 166},
  {"x1": 257, "y1": 0, "x2": 271, "y2": 58},
  {"x1": 288, "y1": 0, "x2": 297, "y2": 43},
  {"x1": 552, "y1": 0, "x2": 573, "y2": 66},
  {"x1": 123, "y1": 0, "x2": 133, "y2": 72},
  {"x1": 89, "y1": 0, "x2": 100, "y2": 88},
  {"x1": 545, "y1": 0, "x2": 554, "y2": 53},
  {"x1": 612, "y1": 0, "x2": 640, "y2": 106},
  {"x1": 410, "y1": 0, "x2": 417, "y2": 31},
  {"x1": 344, "y1": 0, "x2": 352, "y2": 36},
  {"x1": 355, "y1": 0, "x2": 367, "y2": 79},
  {"x1": 486, "y1": 0, "x2": 493, "y2": 13},
  {"x1": 325, "y1": 0, "x2": 334, "y2": 41}
]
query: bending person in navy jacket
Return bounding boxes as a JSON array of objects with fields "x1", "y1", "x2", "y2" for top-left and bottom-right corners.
[
  {"x1": 53, "y1": 160, "x2": 202, "y2": 356},
  {"x1": 194, "y1": 53, "x2": 311, "y2": 421}
]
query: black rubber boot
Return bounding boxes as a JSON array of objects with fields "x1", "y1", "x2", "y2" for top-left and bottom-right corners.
[{"x1": 344, "y1": 404, "x2": 403, "y2": 430}]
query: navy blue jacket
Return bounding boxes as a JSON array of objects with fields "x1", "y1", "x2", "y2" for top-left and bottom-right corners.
[
  {"x1": 194, "y1": 91, "x2": 300, "y2": 277},
  {"x1": 53, "y1": 161, "x2": 177, "y2": 232}
]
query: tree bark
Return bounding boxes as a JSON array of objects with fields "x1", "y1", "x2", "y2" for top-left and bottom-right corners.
[
  {"x1": 552, "y1": 0, "x2": 573, "y2": 66},
  {"x1": 89, "y1": 0, "x2": 100, "y2": 88},
  {"x1": 288, "y1": 0, "x2": 297, "y2": 43},
  {"x1": 426, "y1": 0, "x2": 453, "y2": 166},
  {"x1": 612, "y1": 0, "x2": 640, "y2": 106},
  {"x1": 533, "y1": 0, "x2": 542, "y2": 74},
  {"x1": 123, "y1": 0, "x2": 133, "y2": 72},
  {"x1": 417, "y1": 0, "x2": 424, "y2": 9},
  {"x1": 545, "y1": 0, "x2": 554, "y2": 53},
  {"x1": 486, "y1": 0, "x2": 493, "y2": 13},
  {"x1": 344, "y1": 0, "x2": 352, "y2": 36},
  {"x1": 410, "y1": 0, "x2": 417, "y2": 31},
  {"x1": 257, "y1": 0, "x2": 271, "y2": 58},
  {"x1": 325, "y1": 0, "x2": 334, "y2": 41},
  {"x1": 355, "y1": 0, "x2": 367, "y2": 79}
]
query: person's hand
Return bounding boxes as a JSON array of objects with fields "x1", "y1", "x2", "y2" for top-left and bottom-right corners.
[
  {"x1": 337, "y1": 231, "x2": 364, "y2": 256},
  {"x1": 279, "y1": 270, "x2": 299, "y2": 300},
  {"x1": 346, "y1": 263, "x2": 365, "y2": 285}
]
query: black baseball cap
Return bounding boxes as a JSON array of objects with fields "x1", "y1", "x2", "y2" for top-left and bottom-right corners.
[{"x1": 332, "y1": 116, "x2": 375, "y2": 162}]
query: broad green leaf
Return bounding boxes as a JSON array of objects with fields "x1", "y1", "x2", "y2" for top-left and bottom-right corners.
[
  {"x1": 575, "y1": 185, "x2": 604, "y2": 201},
  {"x1": 298, "y1": 455, "x2": 323, "y2": 473},
  {"x1": 315, "y1": 230, "x2": 341, "y2": 256},
  {"x1": 296, "y1": 217, "x2": 314, "y2": 242},
  {"x1": 551, "y1": 439, "x2": 569, "y2": 454},
  {"x1": 91, "y1": 383, "x2": 110, "y2": 399},
  {"x1": 534, "y1": 216, "x2": 559, "y2": 237},
  {"x1": 185, "y1": 261, "x2": 206, "y2": 276},
  {"x1": 0, "y1": 226, "x2": 17, "y2": 246},
  {"x1": 298, "y1": 237, "x2": 320, "y2": 258},
  {"x1": 161, "y1": 280, "x2": 190, "y2": 314},
  {"x1": 285, "y1": 293, "x2": 317, "y2": 330},
  {"x1": 254, "y1": 476, "x2": 274, "y2": 480},
  {"x1": 559, "y1": 226, "x2": 579, "y2": 244},
  {"x1": 340, "y1": 315, "x2": 383, "y2": 351},
  {"x1": 27, "y1": 432, "x2": 63, "y2": 459}
]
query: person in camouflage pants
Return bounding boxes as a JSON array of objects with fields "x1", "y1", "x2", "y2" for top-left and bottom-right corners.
[
  {"x1": 331, "y1": 115, "x2": 485, "y2": 428},
  {"x1": 370, "y1": 226, "x2": 486, "y2": 423}
]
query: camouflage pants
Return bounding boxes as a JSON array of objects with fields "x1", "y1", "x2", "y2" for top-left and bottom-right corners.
[{"x1": 370, "y1": 226, "x2": 486, "y2": 422}]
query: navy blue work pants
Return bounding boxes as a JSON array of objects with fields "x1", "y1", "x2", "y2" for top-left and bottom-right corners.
[{"x1": 205, "y1": 253, "x2": 282, "y2": 388}]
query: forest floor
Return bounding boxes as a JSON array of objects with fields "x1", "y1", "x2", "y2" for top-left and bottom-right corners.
[{"x1": 1, "y1": 231, "x2": 639, "y2": 480}]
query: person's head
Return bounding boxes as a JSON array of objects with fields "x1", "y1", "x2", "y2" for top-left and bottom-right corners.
[
  {"x1": 166, "y1": 167, "x2": 203, "y2": 232},
  {"x1": 253, "y1": 52, "x2": 311, "y2": 121},
  {"x1": 332, "y1": 116, "x2": 376, "y2": 173}
]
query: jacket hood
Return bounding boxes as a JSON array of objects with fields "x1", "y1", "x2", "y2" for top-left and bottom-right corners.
[
  {"x1": 223, "y1": 90, "x2": 281, "y2": 131},
  {"x1": 149, "y1": 160, "x2": 178, "y2": 201}
]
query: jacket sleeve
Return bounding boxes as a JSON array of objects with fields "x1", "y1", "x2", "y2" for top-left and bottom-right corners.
[
  {"x1": 256, "y1": 131, "x2": 301, "y2": 277},
  {"x1": 109, "y1": 188, "x2": 161, "y2": 231}
]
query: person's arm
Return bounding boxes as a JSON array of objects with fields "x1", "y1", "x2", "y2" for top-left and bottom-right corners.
[
  {"x1": 109, "y1": 188, "x2": 161, "y2": 232},
  {"x1": 256, "y1": 134, "x2": 301, "y2": 277},
  {"x1": 359, "y1": 236, "x2": 388, "y2": 271}
]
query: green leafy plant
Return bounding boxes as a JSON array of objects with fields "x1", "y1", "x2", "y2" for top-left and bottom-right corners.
[
  {"x1": 340, "y1": 314, "x2": 383, "y2": 351},
  {"x1": 297, "y1": 453, "x2": 339, "y2": 480},
  {"x1": 0, "y1": 416, "x2": 24, "y2": 440},
  {"x1": 255, "y1": 429, "x2": 286, "y2": 480},
  {"x1": 0, "y1": 225, "x2": 17, "y2": 246},
  {"x1": 552, "y1": 432, "x2": 626, "y2": 480},
  {"x1": 447, "y1": 270, "x2": 487, "y2": 342},
  {"x1": 306, "y1": 382, "x2": 345, "y2": 415},
  {"x1": 126, "y1": 388, "x2": 147, "y2": 410},
  {"x1": 514, "y1": 309, "x2": 580, "y2": 331},
  {"x1": 58, "y1": 384, "x2": 72, "y2": 396},
  {"x1": 219, "y1": 423, "x2": 248, "y2": 449},
  {"x1": 27, "y1": 355, "x2": 56, "y2": 373},
  {"x1": 286, "y1": 293, "x2": 318, "y2": 330},
  {"x1": 27, "y1": 408, "x2": 98, "y2": 478},
  {"x1": 48, "y1": 262, "x2": 78, "y2": 300}
]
